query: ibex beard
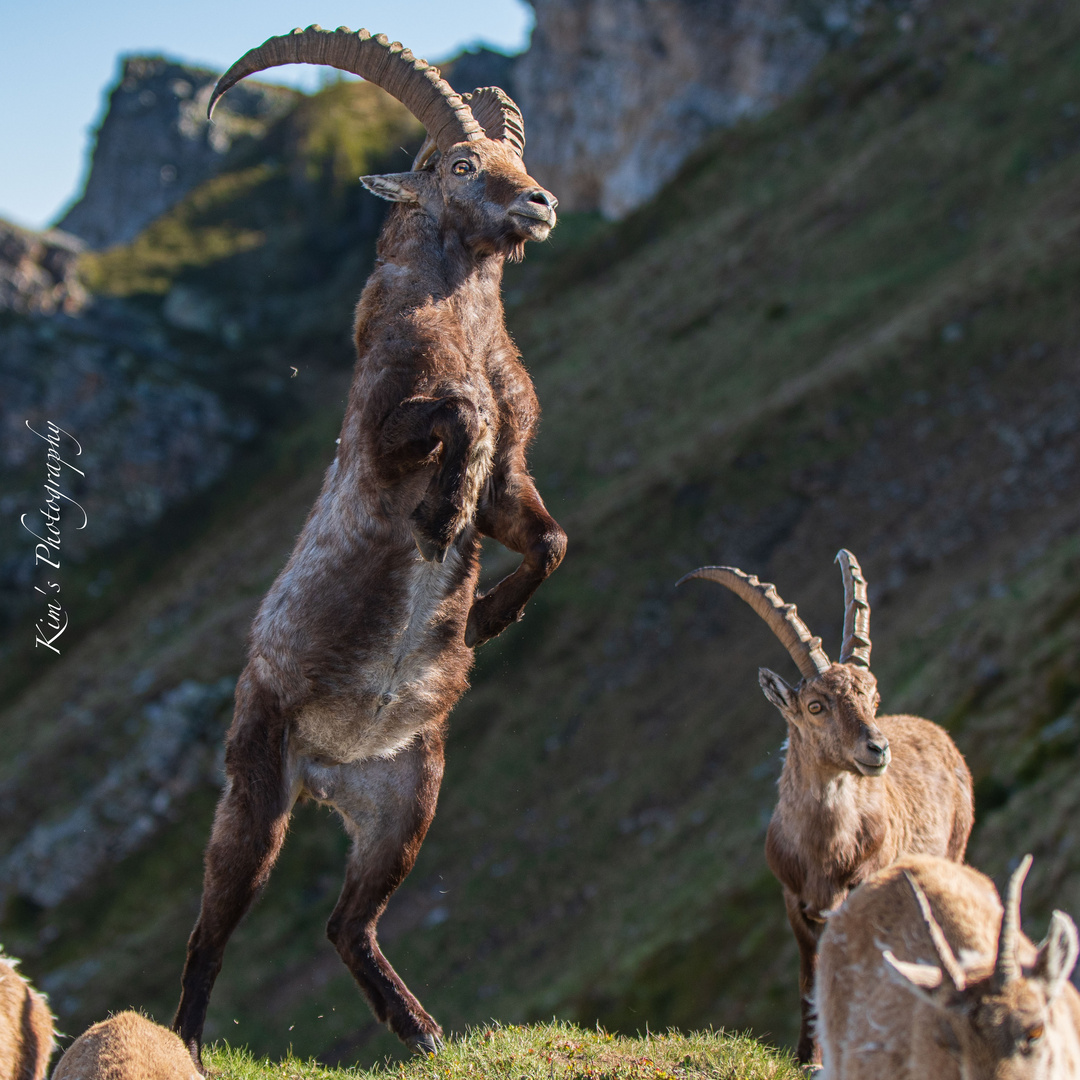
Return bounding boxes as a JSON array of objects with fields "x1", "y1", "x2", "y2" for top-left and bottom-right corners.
[{"x1": 173, "y1": 27, "x2": 566, "y2": 1070}]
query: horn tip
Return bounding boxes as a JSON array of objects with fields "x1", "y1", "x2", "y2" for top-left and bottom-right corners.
[
  {"x1": 675, "y1": 565, "x2": 742, "y2": 588},
  {"x1": 1013, "y1": 853, "x2": 1034, "y2": 887},
  {"x1": 676, "y1": 566, "x2": 714, "y2": 588}
]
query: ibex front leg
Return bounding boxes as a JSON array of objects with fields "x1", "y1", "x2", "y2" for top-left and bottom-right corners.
[
  {"x1": 783, "y1": 887, "x2": 825, "y2": 1067},
  {"x1": 378, "y1": 395, "x2": 487, "y2": 562},
  {"x1": 466, "y1": 470, "x2": 566, "y2": 647}
]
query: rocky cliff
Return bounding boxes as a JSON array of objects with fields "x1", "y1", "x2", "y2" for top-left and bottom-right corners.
[
  {"x1": 0, "y1": 219, "x2": 87, "y2": 316},
  {"x1": 516, "y1": 0, "x2": 878, "y2": 217},
  {"x1": 56, "y1": 57, "x2": 297, "y2": 250}
]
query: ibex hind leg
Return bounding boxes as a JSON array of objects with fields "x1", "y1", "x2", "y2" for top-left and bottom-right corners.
[
  {"x1": 321, "y1": 729, "x2": 446, "y2": 1053},
  {"x1": 174, "y1": 679, "x2": 295, "y2": 1069}
]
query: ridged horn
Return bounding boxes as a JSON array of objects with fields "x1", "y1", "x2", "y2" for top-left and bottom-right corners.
[
  {"x1": 208, "y1": 25, "x2": 483, "y2": 153},
  {"x1": 836, "y1": 549, "x2": 872, "y2": 667},
  {"x1": 412, "y1": 86, "x2": 525, "y2": 170},
  {"x1": 904, "y1": 870, "x2": 968, "y2": 991},
  {"x1": 465, "y1": 87, "x2": 525, "y2": 154},
  {"x1": 994, "y1": 854, "x2": 1033, "y2": 987},
  {"x1": 677, "y1": 566, "x2": 831, "y2": 679}
]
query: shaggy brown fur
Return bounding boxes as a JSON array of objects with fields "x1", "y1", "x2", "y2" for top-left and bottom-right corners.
[
  {"x1": 174, "y1": 135, "x2": 565, "y2": 1067},
  {"x1": 760, "y1": 662, "x2": 973, "y2": 1064},
  {"x1": 53, "y1": 1012, "x2": 198, "y2": 1080},
  {"x1": 817, "y1": 856, "x2": 1080, "y2": 1080},
  {"x1": 0, "y1": 955, "x2": 52, "y2": 1080}
]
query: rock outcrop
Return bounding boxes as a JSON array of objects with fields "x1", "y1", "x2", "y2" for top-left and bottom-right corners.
[
  {"x1": 442, "y1": 46, "x2": 519, "y2": 100},
  {"x1": 516, "y1": 0, "x2": 871, "y2": 218},
  {"x1": 0, "y1": 678, "x2": 233, "y2": 910},
  {"x1": 0, "y1": 218, "x2": 87, "y2": 316},
  {"x1": 0, "y1": 306, "x2": 239, "y2": 593},
  {"x1": 56, "y1": 56, "x2": 297, "y2": 250}
]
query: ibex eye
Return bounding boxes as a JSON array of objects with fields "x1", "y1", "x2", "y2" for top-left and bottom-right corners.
[
  {"x1": 1027, "y1": 1024, "x2": 1044, "y2": 1043},
  {"x1": 807, "y1": 701, "x2": 823, "y2": 714},
  {"x1": 452, "y1": 160, "x2": 474, "y2": 175}
]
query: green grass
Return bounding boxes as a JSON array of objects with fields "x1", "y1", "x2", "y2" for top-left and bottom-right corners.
[{"x1": 203, "y1": 1023, "x2": 799, "y2": 1080}]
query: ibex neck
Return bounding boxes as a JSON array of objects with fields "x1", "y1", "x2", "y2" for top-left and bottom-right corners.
[
  {"x1": 781, "y1": 727, "x2": 858, "y2": 803},
  {"x1": 377, "y1": 205, "x2": 506, "y2": 300},
  {"x1": 439, "y1": 228, "x2": 507, "y2": 297}
]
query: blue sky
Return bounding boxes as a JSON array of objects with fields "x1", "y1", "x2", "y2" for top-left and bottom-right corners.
[{"x1": 1, "y1": 0, "x2": 533, "y2": 231}]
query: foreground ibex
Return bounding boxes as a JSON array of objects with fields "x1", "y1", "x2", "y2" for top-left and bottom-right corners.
[
  {"x1": 53, "y1": 1013, "x2": 198, "y2": 1080},
  {"x1": 0, "y1": 951, "x2": 53, "y2": 1080},
  {"x1": 817, "y1": 855, "x2": 1080, "y2": 1079},
  {"x1": 173, "y1": 27, "x2": 566, "y2": 1068},
  {"x1": 679, "y1": 550, "x2": 973, "y2": 1064}
]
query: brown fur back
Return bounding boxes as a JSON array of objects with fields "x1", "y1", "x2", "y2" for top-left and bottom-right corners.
[
  {"x1": 52, "y1": 1013, "x2": 198, "y2": 1080},
  {"x1": 0, "y1": 956, "x2": 53, "y2": 1080}
]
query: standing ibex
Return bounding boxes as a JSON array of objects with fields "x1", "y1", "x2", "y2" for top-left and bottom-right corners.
[
  {"x1": 678, "y1": 550, "x2": 973, "y2": 1064},
  {"x1": 816, "y1": 854, "x2": 1080, "y2": 1079},
  {"x1": 173, "y1": 27, "x2": 566, "y2": 1068}
]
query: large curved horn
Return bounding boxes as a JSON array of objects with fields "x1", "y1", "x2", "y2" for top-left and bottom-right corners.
[
  {"x1": 412, "y1": 86, "x2": 525, "y2": 171},
  {"x1": 677, "y1": 566, "x2": 831, "y2": 679},
  {"x1": 208, "y1": 25, "x2": 483, "y2": 153},
  {"x1": 836, "y1": 549, "x2": 872, "y2": 668},
  {"x1": 995, "y1": 854, "x2": 1033, "y2": 987}
]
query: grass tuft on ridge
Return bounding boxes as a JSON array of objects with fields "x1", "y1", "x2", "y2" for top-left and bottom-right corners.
[{"x1": 204, "y1": 1022, "x2": 799, "y2": 1080}]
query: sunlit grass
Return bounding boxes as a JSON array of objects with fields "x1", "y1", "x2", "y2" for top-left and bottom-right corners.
[{"x1": 205, "y1": 1022, "x2": 800, "y2": 1080}]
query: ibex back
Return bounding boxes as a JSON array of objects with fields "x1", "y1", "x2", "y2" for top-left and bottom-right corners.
[{"x1": 173, "y1": 27, "x2": 566, "y2": 1069}]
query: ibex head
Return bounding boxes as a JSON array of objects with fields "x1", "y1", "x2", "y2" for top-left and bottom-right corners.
[
  {"x1": 884, "y1": 856, "x2": 1080, "y2": 1080},
  {"x1": 678, "y1": 550, "x2": 891, "y2": 777},
  {"x1": 209, "y1": 27, "x2": 556, "y2": 260}
]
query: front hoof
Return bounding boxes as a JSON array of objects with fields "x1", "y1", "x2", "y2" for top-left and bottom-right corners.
[
  {"x1": 411, "y1": 528, "x2": 448, "y2": 563},
  {"x1": 464, "y1": 612, "x2": 485, "y2": 648},
  {"x1": 465, "y1": 597, "x2": 525, "y2": 648},
  {"x1": 408, "y1": 1031, "x2": 444, "y2": 1056}
]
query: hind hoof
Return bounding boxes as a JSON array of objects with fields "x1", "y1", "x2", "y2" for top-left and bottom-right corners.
[{"x1": 408, "y1": 1031, "x2": 444, "y2": 1056}]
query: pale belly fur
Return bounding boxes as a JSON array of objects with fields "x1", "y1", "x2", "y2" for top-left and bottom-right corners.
[{"x1": 288, "y1": 553, "x2": 466, "y2": 765}]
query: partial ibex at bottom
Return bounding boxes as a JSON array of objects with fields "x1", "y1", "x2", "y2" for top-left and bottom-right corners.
[
  {"x1": 0, "y1": 951, "x2": 53, "y2": 1080},
  {"x1": 817, "y1": 854, "x2": 1080, "y2": 1079},
  {"x1": 679, "y1": 550, "x2": 973, "y2": 1065},
  {"x1": 53, "y1": 1013, "x2": 199, "y2": 1080}
]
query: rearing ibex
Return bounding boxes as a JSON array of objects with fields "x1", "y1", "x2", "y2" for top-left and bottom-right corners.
[
  {"x1": 678, "y1": 550, "x2": 974, "y2": 1065},
  {"x1": 173, "y1": 27, "x2": 566, "y2": 1069}
]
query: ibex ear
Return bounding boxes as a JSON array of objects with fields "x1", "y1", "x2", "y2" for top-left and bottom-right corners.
[
  {"x1": 360, "y1": 172, "x2": 433, "y2": 204},
  {"x1": 883, "y1": 950, "x2": 949, "y2": 1009},
  {"x1": 759, "y1": 668, "x2": 799, "y2": 720},
  {"x1": 1033, "y1": 910, "x2": 1079, "y2": 1001}
]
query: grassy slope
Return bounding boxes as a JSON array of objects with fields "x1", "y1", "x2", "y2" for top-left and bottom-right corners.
[
  {"x1": 204, "y1": 1023, "x2": 799, "y2": 1080},
  {"x1": 4, "y1": 0, "x2": 1080, "y2": 1069}
]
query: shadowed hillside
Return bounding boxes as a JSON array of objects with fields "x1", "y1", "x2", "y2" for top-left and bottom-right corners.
[{"x1": 3, "y1": 0, "x2": 1080, "y2": 1069}]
